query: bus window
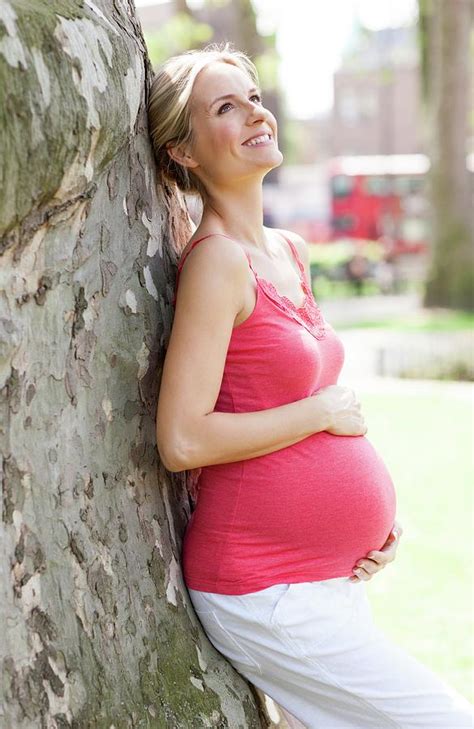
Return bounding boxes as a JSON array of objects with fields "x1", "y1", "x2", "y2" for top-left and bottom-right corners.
[
  {"x1": 331, "y1": 175, "x2": 354, "y2": 197},
  {"x1": 393, "y1": 176, "x2": 424, "y2": 196},
  {"x1": 364, "y1": 176, "x2": 392, "y2": 196}
]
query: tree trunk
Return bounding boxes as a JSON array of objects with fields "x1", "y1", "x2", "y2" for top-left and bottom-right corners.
[
  {"x1": 0, "y1": 2, "x2": 267, "y2": 726},
  {"x1": 420, "y1": 0, "x2": 474, "y2": 311}
]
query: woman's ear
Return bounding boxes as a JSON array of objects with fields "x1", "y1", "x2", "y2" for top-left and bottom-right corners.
[{"x1": 166, "y1": 142, "x2": 198, "y2": 169}]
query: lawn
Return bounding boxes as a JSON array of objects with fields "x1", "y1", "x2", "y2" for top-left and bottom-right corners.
[
  {"x1": 340, "y1": 307, "x2": 474, "y2": 331},
  {"x1": 358, "y1": 383, "x2": 473, "y2": 702}
]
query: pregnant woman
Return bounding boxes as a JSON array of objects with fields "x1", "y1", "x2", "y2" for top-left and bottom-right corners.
[{"x1": 149, "y1": 42, "x2": 474, "y2": 727}]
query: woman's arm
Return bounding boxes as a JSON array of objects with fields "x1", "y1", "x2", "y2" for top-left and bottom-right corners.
[
  {"x1": 176, "y1": 396, "x2": 330, "y2": 472},
  {"x1": 156, "y1": 235, "x2": 332, "y2": 473}
]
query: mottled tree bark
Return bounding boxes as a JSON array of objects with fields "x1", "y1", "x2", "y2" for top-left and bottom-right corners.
[
  {"x1": 0, "y1": 2, "x2": 267, "y2": 726},
  {"x1": 420, "y1": 0, "x2": 474, "y2": 311}
]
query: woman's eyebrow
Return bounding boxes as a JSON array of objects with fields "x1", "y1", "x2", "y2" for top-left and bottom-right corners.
[{"x1": 208, "y1": 87, "x2": 260, "y2": 110}]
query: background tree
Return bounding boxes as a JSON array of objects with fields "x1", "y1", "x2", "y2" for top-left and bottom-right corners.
[
  {"x1": 0, "y1": 2, "x2": 268, "y2": 726},
  {"x1": 418, "y1": 0, "x2": 474, "y2": 311}
]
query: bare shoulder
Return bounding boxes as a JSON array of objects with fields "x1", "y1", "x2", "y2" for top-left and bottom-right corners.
[
  {"x1": 176, "y1": 233, "x2": 249, "y2": 311},
  {"x1": 180, "y1": 233, "x2": 249, "y2": 275}
]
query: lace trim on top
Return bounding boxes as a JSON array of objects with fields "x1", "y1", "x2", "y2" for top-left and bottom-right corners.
[
  {"x1": 248, "y1": 244, "x2": 327, "y2": 339},
  {"x1": 175, "y1": 232, "x2": 327, "y2": 339}
]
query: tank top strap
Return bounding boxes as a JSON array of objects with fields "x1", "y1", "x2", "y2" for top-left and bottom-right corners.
[
  {"x1": 177, "y1": 234, "x2": 217, "y2": 272},
  {"x1": 277, "y1": 232, "x2": 306, "y2": 279}
]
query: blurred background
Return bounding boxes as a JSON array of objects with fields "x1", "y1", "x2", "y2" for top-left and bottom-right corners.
[
  {"x1": 138, "y1": 0, "x2": 473, "y2": 379},
  {"x1": 137, "y1": 0, "x2": 473, "y2": 707}
]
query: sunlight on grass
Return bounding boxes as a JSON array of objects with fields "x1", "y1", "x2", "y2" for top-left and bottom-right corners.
[{"x1": 359, "y1": 385, "x2": 473, "y2": 702}]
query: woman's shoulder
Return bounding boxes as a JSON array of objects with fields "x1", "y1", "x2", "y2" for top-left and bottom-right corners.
[
  {"x1": 178, "y1": 229, "x2": 249, "y2": 279},
  {"x1": 178, "y1": 229, "x2": 238, "y2": 264}
]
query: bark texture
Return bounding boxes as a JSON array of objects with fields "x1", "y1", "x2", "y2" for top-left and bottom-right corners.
[
  {"x1": 0, "y1": 2, "x2": 266, "y2": 726},
  {"x1": 420, "y1": 0, "x2": 474, "y2": 311}
]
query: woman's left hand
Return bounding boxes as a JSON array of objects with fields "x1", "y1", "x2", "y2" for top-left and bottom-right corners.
[{"x1": 349, "y1": 520, "x2": 403, "y2": 582}]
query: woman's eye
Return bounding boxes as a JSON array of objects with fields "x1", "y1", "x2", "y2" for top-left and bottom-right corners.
[{"x1": 218, "y1": 94, "x2": 263, "y2": 114}]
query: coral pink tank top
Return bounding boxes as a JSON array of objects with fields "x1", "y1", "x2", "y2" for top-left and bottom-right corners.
[{"x1": 173, "y1": 232, "x2": 396, "y2": 595}]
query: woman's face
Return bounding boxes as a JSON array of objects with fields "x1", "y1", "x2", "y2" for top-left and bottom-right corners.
[{"x1": 183, "y1": 61, "x2": 283, "y2": 187}]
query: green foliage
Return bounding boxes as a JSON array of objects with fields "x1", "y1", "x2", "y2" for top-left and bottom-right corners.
[
  {"x1": 309, "y1": 240, "x2": 384, "y2": 268},
  {"x1": 314, "y1": 277, "x2": 415, "y2": 300},
  {"x1": 397, "y1": 359, "x2": 474, "y2": 381},
  {"x1": 379, "y1": 66, "x2": 395, "y2": 85},
  {"x1": 281, "y1": 119, "x2": 303, "y2": 165},
  {"x1": 417, "y1": 0, "x2": 431, "y2": 101},
  {"x1": 144, "y1": 13, "x2": 213, "y2": 67},
  {"x1": 253, "y1": 48, "x2": 279, "y2": 91}
]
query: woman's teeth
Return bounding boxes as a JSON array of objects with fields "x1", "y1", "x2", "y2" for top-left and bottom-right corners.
[{"x1": 243, "y1": 133, "x2": 272, "y2": 146}]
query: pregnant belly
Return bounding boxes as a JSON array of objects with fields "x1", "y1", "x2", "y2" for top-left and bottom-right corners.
[
  {"x1": 204, "y1": 431, "x2": 396, "y2": 574},
  {"x1": 258, "y1": 432, "x2": 394, "y2": 544},
  {"x1": 187, "y1": 432, "x2": 397, "y2": 583}
]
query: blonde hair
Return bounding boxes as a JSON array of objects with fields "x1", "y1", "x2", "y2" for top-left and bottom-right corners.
[{"x1": 147, "y1": 41, "x2": 260, "y2": 204}]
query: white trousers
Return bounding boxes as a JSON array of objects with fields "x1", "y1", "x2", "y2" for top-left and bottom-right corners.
[{"x1": 188, "y1": 577, "x2": 474, "y2": 728}]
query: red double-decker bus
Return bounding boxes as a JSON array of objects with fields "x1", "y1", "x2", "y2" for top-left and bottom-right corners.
[{"x1": 329, "y1": 154, "x2": 430, "y2": 254}]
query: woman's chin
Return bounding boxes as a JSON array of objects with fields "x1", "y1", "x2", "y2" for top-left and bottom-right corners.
[
  {"x1": 264, "y1": 151, "x2": 284, "y2": 172},
  {"x1": 273, "y1": 150, "x2": 284, "y2": 167},
  {"x1": 259, "y1": 149, "x2": 284, "y2": 170}
]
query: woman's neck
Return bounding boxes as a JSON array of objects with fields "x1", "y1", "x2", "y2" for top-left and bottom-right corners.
[{"x1": 200, "y1": 178, "x2": 269, "y2": 251}]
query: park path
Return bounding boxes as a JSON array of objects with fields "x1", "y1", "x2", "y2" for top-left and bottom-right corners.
[
  {"x1": 317, "y1": 292, "x2": 473, "y2": 388},
  {"x1": 320, "y1": 291, "x2": 421, "y2": 328}
]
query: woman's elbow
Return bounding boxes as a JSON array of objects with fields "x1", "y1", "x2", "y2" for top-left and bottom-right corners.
[{"x1": 156, "y1": 432, "x2": 190, "y2": 473}]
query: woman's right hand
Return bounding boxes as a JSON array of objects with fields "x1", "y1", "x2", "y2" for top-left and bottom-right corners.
[{"x1": 311, "y1": 385, "x2": 368, "y2": 436}]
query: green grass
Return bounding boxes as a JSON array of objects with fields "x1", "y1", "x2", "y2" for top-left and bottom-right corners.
[
  {"x1": 358, "y1": 384, "x2": 473, "y2": 702},
  {"x1": 341, "y1": 308, "x2": 474, "y2": 331}
]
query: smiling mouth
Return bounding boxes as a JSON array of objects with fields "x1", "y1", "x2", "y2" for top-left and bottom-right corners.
[{"x1": 242, "y1": 133, "x2": 273, "y2": 147}]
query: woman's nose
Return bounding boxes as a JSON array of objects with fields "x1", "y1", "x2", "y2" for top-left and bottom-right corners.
[{"x1": 246, "y1": 101, "x2": 267, "y2": 122}]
